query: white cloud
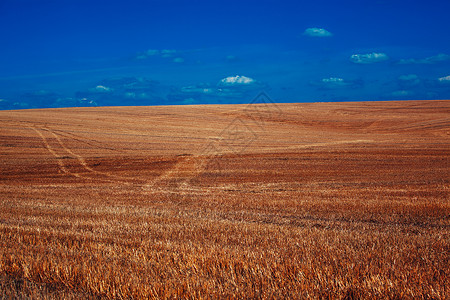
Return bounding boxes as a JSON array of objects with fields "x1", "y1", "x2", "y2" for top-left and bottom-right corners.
[
  {"x1": 392, "y1": 90, "x2": 413, "y2": 97},
  {"x1": 398, "y1": 53, "x2": 450, "y2": 64},
  {"x1": 180, "y1": 85, "x2": 244, "y2": 98},
  {"x1": 426, "y1": 92, "x2": 439, "y2": 99},
  {"x1": 125, "y1": 92, "x2": 148, "y2": 99},
  {"x1": 173, "y1": 57, "x2": 184, "y2": 63},
  {"x1": 136, "y1": 49, "x2": 178, "y2": 60},
  {"x1": 398, "y1": 74, "x2": 418, "y2": 81},
  {"x1": 183, "y1": 98, "x2": 196, "y2": 105},
  {"x1": 219, "y1": 75, "x2": 256, "y2": 85},
  {"x1": 226, "y1": 55, "x2": 238, "y2": 62},
  {"x1": 303, "y1": 27, "x2": 332, "y2": 37},
  {"x1": 322, "y1": 77, "x2": 344, "y2": 83},
  {"x1": 146, "y1": 49, "x2": 160, "y2": 56},
  {"x1": 202, "y1": 88, "x2": 214, "y2": 94},
  {"x1": 181, "y1": 86, "x2": 214, "y2": 94},
  {"x1": 161, "y1": 49, "x2": 177, "y2": 58},
  {"x1": 161, "y1": 49, "x2": 176, "y2": 55},
  {"x1": 136, "y1": 55, "x2": 148, "y2": 60},
  {"x1": 350, "y1": 52, "x2": 389, "y2": 64},
  {"x1": 179, "y1": 76, "x2": 264, "y2": 100},
  {"x1": 426, "y1": 54, "x2": 449, "y2": 63},
  {"x1": 438, "y1": 75, "x2": 450, "y2": 82},
  {"x1": 319, "y1": 77, "x2": 350, "y2": 88},
  {"x1": 125, "y1": 92, "x2": 136, "y2": 98},
  {"x1": 79, "y1": 98, "x2": 97, "y2": 105},
  {"x1": 398, "y1": 74, "x2": 420, "y2": 86},
  {"x1": 94, "y1": 85, "x2": 111, "y2": 92},
  {"x1": 322, "y1": 77, "x2": 348, "y2": 86}
]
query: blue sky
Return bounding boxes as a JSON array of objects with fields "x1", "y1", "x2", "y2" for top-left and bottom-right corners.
[{"x1": 0, "y1": 0, "x2": 449, "y2": 109}]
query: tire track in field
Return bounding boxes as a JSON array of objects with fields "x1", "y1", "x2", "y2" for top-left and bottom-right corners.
[
  {"x1": 145, "y1": 155, "x2": 192, "y2": 188},
  {"x1": 29, "y1": 124, "x2": 200, "y2": 189},
  {"x1": 261, "y1": 139, "x2": 375, "y2": 153},
  {"x1": 144, "y1": 155, "x2": 208, "y2": 192},
  {"x1": 28, "y1": 126, "x2": 80, "y2": 178},
  {"x1": 50, "y1": 128, "x2": 124, "y2": 153},
  {"x1": 27, "y1": 122, "x2": 213, "y2": 191},
  {"x1": 42, "y1": 128, "x2": 135, "y2": 185},
  {"x1": 9, "y1": 120, "x2": 207, "y2": 191},
  {"x1": 30, "y1": 126, "x2": 133, "y2": 185},
  {"x1": 44, "y1": 128, "x2": 98, "y2": 173},
  {"x1": 42, "y1": 126, "x2": 204, "y2": 189}
]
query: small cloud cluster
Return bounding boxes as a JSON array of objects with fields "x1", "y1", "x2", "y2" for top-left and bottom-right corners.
[
  {"x1": 143, "y1": 49, "x2": 177, "y2": 58},
  {"x1": 0, "y1": 98, "x2": 15, "y2": 110},
  {"x1": 350, "y1": 52, "x2": 389, "y2": 64},
  {"x1": 169, "y1": 75, "x2": 266, "y2": 104},
  {"x1": 438, "y1": 75, "x2": 450, "y2": 82},
  {"x1": 399, "y1": 74, "x2": 419, "y2": 82},
  {"x1": 180, "y1": 85, "x2": 217, "y2": 95},
  {"x1": 76, "y1": 77, "x2": 170, "y2": 106},
  {"x1": 391, "y1": 90, "x2": 414, "y2": 98},
  {"x1": 303, "y1": 27, "x2": 332, "y2": 37},
  {"x1": 136, "y1": 49, "x2": 184, "y2": 63},
  {"x1": 398, "y1": 53, "x2": 450, "y2": 64},
  {"x1": 0, "y1": 90, "x2": 97, "y2": 110},
  {"x1": 225, "y1": 55, "x2": 239, "y2": 62},
  {"x1": 311, "y1": 77, "x2": 363, "y2": 90},
  {"x1": 398, "y1": 74, "x2": 420, "y2": 88},
  {"x1": 173, "y1": 57, "x2": 184, "y2": 63},
  {"x1": 322, "y1": 77, "x2": 345, "y2": 84},
  {"x1": 219, "y1": 75, "x2": 255, "y2": 86},
  {"x1": 388, "y1": 73, "x2": 450, "y2": 100},
  {"x1": 91, "y1": 85, "x2": 112, "y2": 93},
  {"x1": 1, "y1": 74, "x2": 269, "y2": 109}
]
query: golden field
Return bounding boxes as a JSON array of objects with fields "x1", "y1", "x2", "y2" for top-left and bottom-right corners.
[{"x1": 0, "y1": 100, "x2": 449, "y2": 299}]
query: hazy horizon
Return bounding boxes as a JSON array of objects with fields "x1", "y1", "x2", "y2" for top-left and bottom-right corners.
[{"x1": 1, "y1": 0, "x2": 450, "y2": 110}]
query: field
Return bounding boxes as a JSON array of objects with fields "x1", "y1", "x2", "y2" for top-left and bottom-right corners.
[{"x1": 0, "y1": 99, "x2": 449, "y2": 299}]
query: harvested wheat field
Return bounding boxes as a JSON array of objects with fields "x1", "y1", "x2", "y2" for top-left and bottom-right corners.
[{"x1": 0, "y1": 99, "x2": 449, "y2": 299}]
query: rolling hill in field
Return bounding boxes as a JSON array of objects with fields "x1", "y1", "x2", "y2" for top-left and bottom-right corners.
[{"x1": 0, "y1": 100, "x2": 449, "y2": 298}]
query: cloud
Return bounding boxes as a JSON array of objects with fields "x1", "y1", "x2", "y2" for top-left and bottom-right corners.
[
  {"x1": 3, "y1": 90, "x2": 95, "y2": 109},
  {"x1": 179, "y1": 84, "x2": 246, "y2": 98},
  {"x1": 161, "y1": 49, "x2": 176, "y2": 55},
  {"x1": 312, "y1": 77, "x2": 363, "y2": 90},
  {"x1": 0, "y1": 98, "x2": 11, "y2": 110},
  {"x1": 182, "y1": 98, "x2": 197, "y2": 105},
  {"x1": 225, "y1": 55, "x2": 239, "y2": 62},
  {"x1": 93, "y1": 85, "x2": 112, "y2": 92},
  {"x1": 181, "y1": 85, "x2": 216, "y2": 95},
  {"x1": 173, "y1": 57, "x2": 184, "y2": 63},
  {"x1": 423, "y1": 75, "x2": 450, "y2": 91},
  {"x1": 146, "y1": 49, "x2": 160, "y2": 56},
  {"x1": 303, "y1": 27, "x2": 332, "y2": 37},
  {"x1": 350, "y1": 52, "x2": 389, "y2": 64},
  {"x1": 438, "y1": 75, "x2": 450, "y2": 82},
  {"x1": 135, "y1": 49, "x2": 178, "y2": 60},
  {"x1": 398, "y1": 74, "x2": 420, "y2": 87},
  {"x1": 172, "y1": 84, "x2": 244, "y2": 104},
  {"x1": 78, "y1": 98, "x2": 97, "y2": 106},
  {"x1": 398, "y1": 74, "x2": 418, "y2": 81},
  {"x1": 321, "y1": 77, "x2": 346, "y2": 85},
  {"x1": 76, "y1": 77, "x2": 170, "y2": 106},
  {"x1": 319, "y1": 77, "x2": 351, "y2": 88},
  {"x1": 173, "y1": 75, "x2": 267, "y2": 104},
  {"x1": 124, "y1": 92, "x2": 151, "y2": 99},
  {"x1": 219, "y1": 75, "x2": 256, "y2": 86},
  {"x1": 398, "y1": 53, "x2": 450, "y2": 64},
  {"x1": 135, "y1": 54, "x2": 148, "y2": 60},
  {"x1": 391, "y1": 90, "x2": 413, "y2": 97}
]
